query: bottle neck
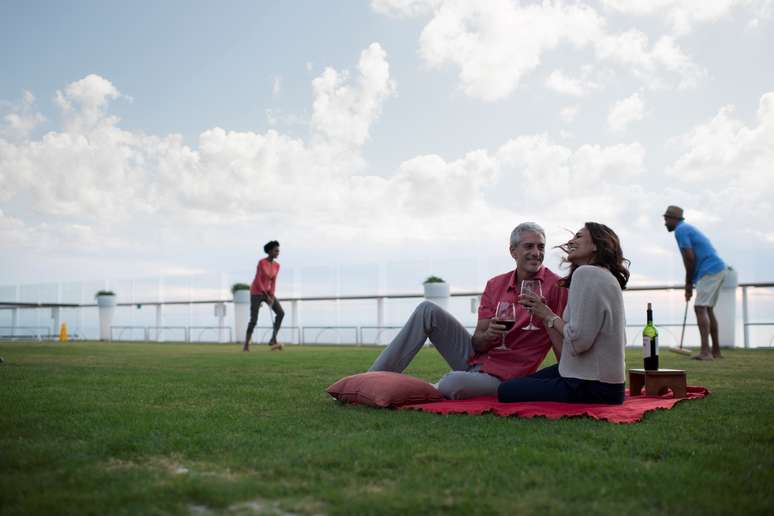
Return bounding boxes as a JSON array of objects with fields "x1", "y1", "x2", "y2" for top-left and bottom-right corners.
[{"x1": 646, "y1": 309, "x2": 653, "y2": 325}]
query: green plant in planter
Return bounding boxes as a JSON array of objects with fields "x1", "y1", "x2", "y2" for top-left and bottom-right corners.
[
  {"x1": 231, "y1": 283, "x2": 250, "y2": 295},
  {"x1": 94, "y1": 290, "x2": 115, "y2": 298},
  {"x1": 423, "y1": 276, "x2": 446, "y2": 284}
]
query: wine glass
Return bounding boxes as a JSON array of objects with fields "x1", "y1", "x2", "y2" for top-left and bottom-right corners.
[
  {"x1": 493, "y1": 301, "x2": 516, "y2": 349},
  {"x1": 521, "y1": 280, "x2": 542, "y2": 330}
]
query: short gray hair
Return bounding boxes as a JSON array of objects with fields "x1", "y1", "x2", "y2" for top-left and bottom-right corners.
[{"x1": 510, "y1": 222, "x2": 545, "y2": 247}]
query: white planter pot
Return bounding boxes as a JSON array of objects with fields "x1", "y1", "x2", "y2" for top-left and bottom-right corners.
[
  {"x1": 233, "y1": 290, "x2": 251, "y2": 343},
  {"x1": 423, "y1": 282, "x2": 450, "y2": 310},
  {"x1": 96, "y1": 294, "x2": 116, "y2": 341},
  {"x1": 715, "y1": 267, "x2": 738, "y2": 348}
]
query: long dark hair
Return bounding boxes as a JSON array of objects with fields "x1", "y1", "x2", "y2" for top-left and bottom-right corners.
[{"x1": 559, "y1": 222, "x2": 630, "y2": 290}]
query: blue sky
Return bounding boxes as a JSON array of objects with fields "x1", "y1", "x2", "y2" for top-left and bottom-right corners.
[{"x1": 1, "y1": 0, "x2": 773, "y2": 291}]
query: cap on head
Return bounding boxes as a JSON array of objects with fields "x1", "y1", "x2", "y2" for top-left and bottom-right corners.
[{"x1": 663, "y1": 205, "x2": 684, "y2": 219}]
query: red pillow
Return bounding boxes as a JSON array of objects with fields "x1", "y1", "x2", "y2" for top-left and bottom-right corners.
[{"x1": 327, "y1": 371, "x2": 444, "y2": 408}]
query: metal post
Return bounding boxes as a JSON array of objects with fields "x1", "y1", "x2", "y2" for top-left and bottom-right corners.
[
  {"x1": 56, "y1": 282, "x2": 62, "y2": 338},
  {"x1": 78, "y1": 283, "x2": 83, "y2": 340},
  {"x1": 376, "y1": 297, "x2": 385, "y2": 346},
  {"x1": 51, "y1": 307, "x2": 60, "y2": 340},
  {"x1": 742, "y1": 286, "x2": 750, "y2": 349},
  {"x1": 291, "y1": 300, "x2": 299, "y2": 344},
  {"x1": 156, "y1": 304, "x2": 163, "y2": 342},
  {"x1": 216, "y1": 303, "x2": 226, "y2": 343},
  {"x1": 157, "y1": 276, "x2": 163, "y2": 342},
  {"x1": 13, "y1": 284, "x2": 19, "y2": 337}
]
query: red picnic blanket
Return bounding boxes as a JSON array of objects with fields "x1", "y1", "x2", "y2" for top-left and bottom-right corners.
[{"x1": 400, "y1": 386, "x2": 710, "y2": 424}]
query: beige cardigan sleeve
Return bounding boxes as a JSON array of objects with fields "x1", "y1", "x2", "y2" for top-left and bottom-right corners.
[{"x1": 563, "y1": 266, "x2": 613, "y2": 356}]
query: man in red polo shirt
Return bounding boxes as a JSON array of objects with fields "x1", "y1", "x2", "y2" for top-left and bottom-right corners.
[{"x1": 369, "y1": 222, "x2": 568, "y2": 399}]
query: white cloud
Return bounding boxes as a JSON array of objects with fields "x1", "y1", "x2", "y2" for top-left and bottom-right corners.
[
  {"x1": 0, "y1": 45, "x2": 397, "y2": 228},
  {"x1": 608, "y1": 93, "x2": 645, "y2": 131},
  {"x1": 480, "y1": 135, "x2": 654, "y2": 260},
  {"x1": 54, "y1": 73, "x2": 122, "y2": 133},
  {"x1": 311, "y1": 43, "x2": 397, "y2": 152},
  {"x1": 272, "y1": 76, "x2": 282, "y2": 96},
  {"x1": 594, "y1": 33, "x2": 705, "y2": 90},
  {"x1": 601, "y1": 0, "x2": 773, "y2": 35},
  {"x1": 265, "y1": 108, "x2": 307, "y2": 128},
  {"x1": 545, "y1": 70, "x2": 599, "y2": 97},
  {"x1": 0, "y1": 90, "x2": 46, "y2": 141},
  {"x1": 417, "y1": 1, "x2": 603, "y2": 101},
  {"x1": 665, "y1": 90, "x2": 774, "y2": 247},
  {"x1": 0, "y1": 209, "x2": 33, "y2": 247},
  {"x1": 560, "y1": 105, "x2": 580, "y2": 123},
  {"x1": 668, "y1": 90, "x2": 774, "y2": 190},
  {"x1": 0, "y1": 56, "x2": 656, "y2": 260},
  {"x1": 389, "y1": 150, "x2": 498, "y2": 216},
  {"x1": 370, "y1": 0, "x2": 440, "y2": 18},
  {"x1": 388, "y1": 0, "x2": 704, "y2": 101}
]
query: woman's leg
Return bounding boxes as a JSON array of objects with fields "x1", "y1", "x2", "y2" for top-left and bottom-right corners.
[
  {"x1": 577, "y1": 381, "x2": 625, "y2": 404},
  {"x1": 497, "y1": 365, "x2": 577, "y2": 403},
  {"x1": 269, "y1": 298, "x2": 285, "y2": 344},
  {"x1": 498, "y1": 365, "x2": 625, "y2": 404},
  {"x1": 244, "y1": 294, "x2": 262, "y2": 351}
]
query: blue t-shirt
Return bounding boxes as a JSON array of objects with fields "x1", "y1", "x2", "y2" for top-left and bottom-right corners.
[{"x1": 674, "y1": 222, "x2": 725, "y2": 283}]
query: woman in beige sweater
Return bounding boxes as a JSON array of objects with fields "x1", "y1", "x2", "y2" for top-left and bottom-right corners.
[{"x1": 498, "y1": 222, "x2": 629, "y2": 405}]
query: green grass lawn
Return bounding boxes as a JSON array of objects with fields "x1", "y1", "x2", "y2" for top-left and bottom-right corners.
[{"x1": 1, "y1": 341, "x2": 773, "y2": 515}]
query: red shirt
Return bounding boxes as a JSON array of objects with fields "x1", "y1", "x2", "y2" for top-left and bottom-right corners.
[
  {"x1": 250, "y1": 258, "x2": 280, "y2": 296},
  {"x1": 469, "y1": 266, "x2": 568, "y2": 380}
]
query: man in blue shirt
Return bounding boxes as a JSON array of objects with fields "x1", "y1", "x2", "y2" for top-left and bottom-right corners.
[{"x1": 664, "y1": 205, "x2": 727, "y2": 360}]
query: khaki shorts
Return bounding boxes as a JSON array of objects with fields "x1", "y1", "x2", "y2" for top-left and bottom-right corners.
[{"x1": 694, "y1": 269, "x2": 727, "y2": 307}]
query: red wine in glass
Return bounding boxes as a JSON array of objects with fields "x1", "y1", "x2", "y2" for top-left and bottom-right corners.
[
  {"x1": 494, "y1": 301, "x2": 516, "y2": 349},
  {"x1": 495, "y1": 320, "x2": 516, "y2": 331}
]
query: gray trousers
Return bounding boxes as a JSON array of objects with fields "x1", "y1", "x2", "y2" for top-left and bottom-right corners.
[{"x1": 368, "y1": 301, "x2": 501, "y2": 400}]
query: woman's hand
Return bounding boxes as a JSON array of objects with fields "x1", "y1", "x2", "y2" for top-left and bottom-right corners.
[{"x1": 518, "y1": 291, "x2": 554, "y2": 322}]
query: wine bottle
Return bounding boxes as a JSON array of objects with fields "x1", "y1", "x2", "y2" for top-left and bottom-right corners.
[{"x1": 643, "y1": 302, "x2": 659, "y2": 370}]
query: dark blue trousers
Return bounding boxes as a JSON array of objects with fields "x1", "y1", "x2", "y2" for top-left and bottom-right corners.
[{"x1": 497, "y1": 364, "x2": 625, "y2": 405}]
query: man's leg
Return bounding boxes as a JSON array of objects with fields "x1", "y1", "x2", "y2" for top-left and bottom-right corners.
[
  {"x1": 692, "y1": 306, "x2": 713, "y2": 360},
  {"x1": 708, "y1": 307, "x2": 722, "y2": 358},
  {"x1": 436, "y1": 370, "x2": 501, "y2": 400},
  {"x1": 369, "y1": 301, "x2": 472, "y2": 373}
]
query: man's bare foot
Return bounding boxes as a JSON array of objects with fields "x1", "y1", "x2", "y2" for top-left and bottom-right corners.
[
  {"x1": 690, "y1": 353, "x2": 713, "y2": 360},
  {"x1": 270, "y1": 343, "x2": 283, "y2": 351},
  {"x1": 242, "y1": 346, "x2": 250, "y2": 352},
  {"x1": 712, "y1": 352, "x2": 723, "y2": 358}
]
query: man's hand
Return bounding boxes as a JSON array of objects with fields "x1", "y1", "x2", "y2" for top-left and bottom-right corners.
[
  {"x1": 265, "y1": 294, "x2": 275, "y2": 306},
  {"x1": 485, "y1": 320, "x2": 509, "y2": 341},
  {"x1": 684, "y1": 284, "x2": 693, "y2": 302},
  {"x1": 472, "y1": 318, "x2": 508, "y2": 353}
]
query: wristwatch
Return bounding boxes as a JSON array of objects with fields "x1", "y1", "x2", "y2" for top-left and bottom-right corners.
[{"x1": 546, "y1": 315, "x2": 560, "y2": 328}]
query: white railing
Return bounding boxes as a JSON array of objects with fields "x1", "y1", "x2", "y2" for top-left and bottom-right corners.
[{"x1": 1, "y1": 282, "x2": 772, "y2": 347}]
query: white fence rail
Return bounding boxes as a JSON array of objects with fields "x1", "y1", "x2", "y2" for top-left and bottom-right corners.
[{"x1": 1, "y1": 282, "x2": 773, "y2": 347}]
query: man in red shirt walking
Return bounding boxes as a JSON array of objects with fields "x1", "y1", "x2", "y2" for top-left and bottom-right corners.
[
  {"x1": 244, "y1": 240, "x2": 284, "y2": 351},
  {"x1": 369, "y1": 222, "x2": 568, "y2": 399}
]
